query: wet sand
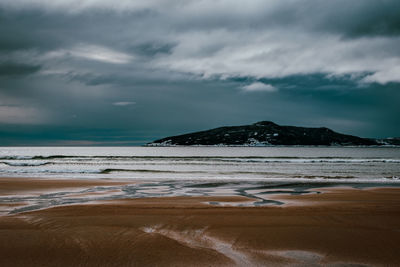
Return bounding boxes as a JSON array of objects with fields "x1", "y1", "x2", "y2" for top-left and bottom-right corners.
[
  {"x1": 1, "y1": 179, "x2": 400, "y2": 266},
  {"x1": 0, "y1": 177, "x2": 133, "y2": 195},
  {"x1": 0, "y1": 177, "x2": 135, "y2": 216}
]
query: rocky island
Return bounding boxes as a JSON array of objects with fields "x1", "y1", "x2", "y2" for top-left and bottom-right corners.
[{"x1": 148, "y1": 121, "x2": 385, "y2": 146}]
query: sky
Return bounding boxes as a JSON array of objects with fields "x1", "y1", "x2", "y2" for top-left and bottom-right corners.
[{"x1": 1, "y1": 0, "x2": 400, "y2": 145}]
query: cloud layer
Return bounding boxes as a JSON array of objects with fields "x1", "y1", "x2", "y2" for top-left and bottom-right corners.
[
  {"x1": 242, "y1": 82, "x2": 277, "y2": 92},
  {"x1": 0, "y1": 0, "x2": 399, "y2": 144},
  {"x1": 1, "y1": 0, "x2": 400, "y2": 83}
]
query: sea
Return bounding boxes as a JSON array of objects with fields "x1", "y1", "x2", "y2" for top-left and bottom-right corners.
[
  {"x1": 1, "y1": 146, "x2": 400, "y2": 214},
  {"x1": 1, "y1": 146, "x2": 399, "y2": 182}
]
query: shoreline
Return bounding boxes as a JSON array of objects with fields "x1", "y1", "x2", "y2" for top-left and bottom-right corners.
[
  {"x1": 1, "y1": 178, "x2": 400, "y2": 266},
  {"x1": 2, "y1": 177, "x2": 400, "y2": 215}
]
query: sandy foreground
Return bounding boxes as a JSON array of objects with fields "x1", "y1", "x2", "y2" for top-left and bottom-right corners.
[{"x1": 1, "y1": 178, "x2": 400, "y2": 266}]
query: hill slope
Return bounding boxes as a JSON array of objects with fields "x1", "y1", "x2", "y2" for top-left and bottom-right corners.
[{"x1": 148, "y1": 121, "x2": 378, "y2": 146}]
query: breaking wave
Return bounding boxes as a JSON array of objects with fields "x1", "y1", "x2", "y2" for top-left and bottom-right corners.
[
  {"x1": 1, "y1": 155, "x2": 399, "y2": 164},
  {"x1": 0, "y1": 147, "x2": 399, "y2": 182},
  {"x1": 0, "y1": 161, "x2": 51, "y2": 167}
]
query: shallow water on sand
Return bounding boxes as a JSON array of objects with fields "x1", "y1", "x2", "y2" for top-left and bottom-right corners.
[{"x1": 3, "y1": 180, "x2": 399, "y2": 215}]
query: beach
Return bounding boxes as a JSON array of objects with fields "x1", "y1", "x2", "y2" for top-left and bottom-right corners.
[
  {"x1": 1, "y1": 177, "x2": 400, "y2": 266},
  {"x1": 2, "y1": 0, "x2": 400, "y2": 265},
  {"x1": 1, "y1": 147, "x2": 399, "y2": 266}
]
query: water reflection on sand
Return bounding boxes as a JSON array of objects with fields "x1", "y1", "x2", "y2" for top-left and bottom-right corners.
[{"x1": 2, "y1": 179, "x2": 398, "y2": 215}]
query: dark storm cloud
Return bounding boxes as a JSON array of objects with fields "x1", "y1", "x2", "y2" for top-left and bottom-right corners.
[
  {"x1": 144, "y1": 0, "x2": 400, "y2": 39},
  {"x1": 130, "y1": 43, "x2": 176, "y2": 57},
  {"x1": 1, "y1": 1, "x2": 400, "y2": 81},
  {"x1": 0, "y1": 9, "x2": 69, "y2": 52},
  {"x1": 0, "y1": 0, "x2": 399, "y2": 145},
  {"x1": 250, "y1": 0, "x2": 400, "y2": 38},
  {"x1": 0, "y1": 62, "x2": 40, "y2": 77},
  {"x1": 309, "y1": 1, "x2": 400, "y2": 38}
]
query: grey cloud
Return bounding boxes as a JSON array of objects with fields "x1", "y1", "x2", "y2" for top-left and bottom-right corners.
[
  {"x1": 0, "y1": 62, "x2": 40, "y2": 76},
  {"x1": 0, "y1": 105, "x2": 49, "y2": 124},
  {"x1": 310, "y1": 1, "x2": 400, "y2": 38},
  {"x1": 0, "y1": 9, "x2": 70, "y2": 52},
  {"x1": 2, "y1": 1, "x2": 400, "y2": 36},
  {"x1": 130, "y1": 43, "x2": 176, "y2": 57},
  {"x1": 112, "y1": 101, "x2": 135, "y2": 106},
  {"x1": 2, "y1": 2, "x2": 400, "y2": 83},
  {"x1": 241, "y1": 82, "x2": 277, "y2": 93}
]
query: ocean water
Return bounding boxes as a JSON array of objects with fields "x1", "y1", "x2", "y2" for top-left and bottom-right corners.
[
  {"x1": 1, "y1": 146, "x2": 400, "y2": 214},
  {"x1": 1, "y1": 146, "x2": 399, "y2": 183}
]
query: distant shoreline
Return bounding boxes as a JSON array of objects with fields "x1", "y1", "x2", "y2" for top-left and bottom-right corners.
[
  {"x1": 0, "y1": 144, "x2": 399, "y2": 147},
  {"x1": 145, "y1": 144, "x2": 400, "y2": 148},
  {"x1": 149, "y1": 121, "x2": 400, "y2": 147}
]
